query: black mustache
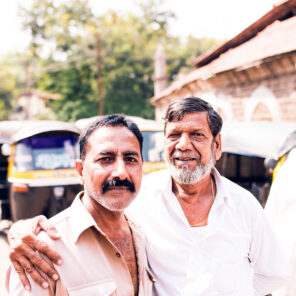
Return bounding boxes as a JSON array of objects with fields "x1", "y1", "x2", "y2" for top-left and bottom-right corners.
[{"x1": 102, "y1": 178, "x2": 135, "y2": 193}]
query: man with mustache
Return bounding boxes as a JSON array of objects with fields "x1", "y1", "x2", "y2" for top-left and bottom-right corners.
[
  {"x1": 6, "y1": 114, "x2": 154, "y2": 295},
  {"x1": 7, "y1": 97, "x2": 289, "y2": 295}
]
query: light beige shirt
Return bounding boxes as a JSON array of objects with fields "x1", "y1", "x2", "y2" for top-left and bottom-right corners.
[{"x1": 7, "y1": 193, "x2": 154, "y2": 296}]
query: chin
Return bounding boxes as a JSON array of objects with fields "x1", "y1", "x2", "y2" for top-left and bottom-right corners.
[{"x1": 100, "y1": 197, "x2": 135, "y2": 212}]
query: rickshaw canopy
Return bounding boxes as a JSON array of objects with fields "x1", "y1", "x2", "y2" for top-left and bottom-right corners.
[
  {"x1": 0, "y1": 121, "x2": 80, "y2": 144},
  {"x1": 221, "y1": 121, "x2": 296, "y2": 160}
]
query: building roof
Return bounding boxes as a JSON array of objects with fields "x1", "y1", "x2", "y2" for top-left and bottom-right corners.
[{"x1": 151, "y1": 0, "x2": 296, "y2": 104}]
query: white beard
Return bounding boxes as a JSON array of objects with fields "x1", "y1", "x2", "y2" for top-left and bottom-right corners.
[{"x1": 167, "y1": 148, "x2": 216, "y2": 185}]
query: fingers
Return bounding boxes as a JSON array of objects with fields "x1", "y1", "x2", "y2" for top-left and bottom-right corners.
[
  {"x1": 14, "y1": 255, "x2": 50, "y2": 289},
  {"x1": 10, "y1": 242, "x2": 58, "y2": 290},
  {"x1": 11, "y1": 260, "x2": 31, "y2": 291},
  {"x1": 22, "y1": 234, "x2": 63, "y2": 266},
  {"x1": 8, "y1": 217, "x2": 63, "y2": 289},
  {"x1": 35, "y1": 216, "x2": 61, "y2": 240},
  {"x1": 12, "y1": 239, "x2": 60, "y2": 279},
  {"x1": 30, "y1": 252, "x2": 60, "y2": 281}
]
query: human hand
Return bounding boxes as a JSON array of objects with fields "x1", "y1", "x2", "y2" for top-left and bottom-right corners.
[{"x1": 8, "y1": 215, "x2": 63, "y2": 291}]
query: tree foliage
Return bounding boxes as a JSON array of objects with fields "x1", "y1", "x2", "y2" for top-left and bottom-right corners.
[
  {"x1": 12, "y1": 0, "x2": 220, "y2": 121},
  {"x1": 0, "y1": 54, "x2": 27, "y2": 120}
]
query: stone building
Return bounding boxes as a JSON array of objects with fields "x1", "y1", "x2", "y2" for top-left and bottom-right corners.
[{"x1": 151, "y1": 0, "x2": 296, "y2": 123}]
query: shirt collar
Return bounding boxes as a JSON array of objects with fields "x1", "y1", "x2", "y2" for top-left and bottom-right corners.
[
  {"x1": 212, "y1": 168, "x2": 236, "y2": 209},
  {"x1": 164, "y1": 168, "x2": 236, "y2": 209},
  {"x1": 69, "y1": 192, "x2": 99, "y2": 244},
  {"x1": 68, "y1": 192, "x2": 143, "y2": 244}
]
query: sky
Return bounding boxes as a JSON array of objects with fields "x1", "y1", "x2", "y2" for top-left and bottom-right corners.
[{"x1": 0, "y1": 0, "x2": 277, "y2": 55}]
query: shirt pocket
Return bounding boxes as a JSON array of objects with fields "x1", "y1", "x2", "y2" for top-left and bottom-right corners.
[
  {"x1": 67, "y1": 279, "x2": 117, "y2": 296},
  {"x1": 213, "y1": 260, "x2": 240, "y2": 294}
]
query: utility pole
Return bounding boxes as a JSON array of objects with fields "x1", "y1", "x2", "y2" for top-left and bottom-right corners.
[{"x1": 97, "y1": 33, "x2": 103, "y2": 115}]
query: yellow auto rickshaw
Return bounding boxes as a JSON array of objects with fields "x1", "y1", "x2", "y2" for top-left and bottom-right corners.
[{"x1": 1, "y1": 121, "x2": 82, "y2": 221}]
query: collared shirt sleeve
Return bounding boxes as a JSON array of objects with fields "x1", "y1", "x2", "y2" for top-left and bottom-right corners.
[{"x1": 248, "y1": 199, "x2": 290, "y2": 295}]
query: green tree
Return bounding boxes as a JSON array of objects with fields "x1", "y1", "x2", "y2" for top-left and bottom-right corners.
[
  {"x1": 0, "y1": 54, "x2": 27, "y2": 120},
  {"x1": 19, "y1": 0, "x2": 219, "y2": 121}
]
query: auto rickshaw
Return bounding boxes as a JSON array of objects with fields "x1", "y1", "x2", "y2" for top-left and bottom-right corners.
[
  {"x1": 0, "y1": 135, "x2": 10, "y2": 219},
  {"x1": 216, "y1": 121, "x2": 296, "y2": 207},
  {"x1": 1, "y1": 121, "x2": 82, "y2": 221},
  {"x1": 75, "y1": 115, "x2": 166, "y2": 175}
]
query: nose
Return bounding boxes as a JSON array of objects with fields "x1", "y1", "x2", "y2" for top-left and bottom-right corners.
[
  {"x1": 176, "y1": 133, "x2": 192, "y2": 151},
  {"x1": 111, "y1": 158, "x2": 128, "y2": 180}
]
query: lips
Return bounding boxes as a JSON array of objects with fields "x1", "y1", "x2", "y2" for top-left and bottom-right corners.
[
  {"x1": 174, "y1": 157, "x2": 196, "y2": 161},
  {"x1": 171, "y1": 153, "x2": 200, "y2": 166},
  {"x1": 107, "y1": 186, "x2": 129, "y2": 191},
  {"x1": 172, "y1": 153, "x2": 199, "y2": 161}
]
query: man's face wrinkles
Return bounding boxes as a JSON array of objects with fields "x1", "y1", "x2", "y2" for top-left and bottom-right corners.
[
  {"x1": 167, "y1": 143, "x2": 216, "y2": 185},
  {"x1": 165, "y1": 112, "x2": 218, "y2": 184},
  {"x1": 80, "y1": 126, "x2": 142, "y2": 211}
]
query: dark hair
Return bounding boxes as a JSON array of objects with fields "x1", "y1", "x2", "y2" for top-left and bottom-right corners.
[
  {"x1": 79, "y1": 114, "x2": 143, "y2": 161},
  {"x1": 164, "y1": 97, "x2": 223, "y2": 138}
]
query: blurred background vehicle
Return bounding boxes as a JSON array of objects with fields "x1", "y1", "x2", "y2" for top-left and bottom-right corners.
[
  {"x1": 0, "y1": 135, "x2": 10, "y2": 220},
  {"x1": 216, "y1": 121, "x2": 296, "y2": 207},
  {"x1": 0, "y1": 121, "x2": 82, "y2": 221}
]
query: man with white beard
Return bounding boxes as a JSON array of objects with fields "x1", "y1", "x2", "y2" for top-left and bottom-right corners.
[{"x1": 8, "y1": 97, "x2": 289, "y2": 296}]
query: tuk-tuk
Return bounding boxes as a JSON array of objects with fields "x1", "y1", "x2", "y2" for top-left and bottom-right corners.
[
  {"x1": 0, "y1": 135, "x2": 10, "y2": 219},
  {"x1": 216, "y1": 121, "x2": 296, "y2": 207},
  {"x1": 75, "y1": 116, "x2": 166, "y2": 175},
  {"x1": 0, "y1": 121, "x2": 82, "y2": 221}
]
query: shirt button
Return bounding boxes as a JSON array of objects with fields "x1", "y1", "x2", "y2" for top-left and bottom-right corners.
[{"x1": 116, "y1": 252, "x2": 121, "y2": 258}]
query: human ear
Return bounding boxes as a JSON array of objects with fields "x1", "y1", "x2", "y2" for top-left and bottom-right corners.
[
  {"x1": 214, "y1": 134, "x2": 222, "y2": 160},
  {"x1": 75, "y1": 159, "x2": 84, "y2": 185}
]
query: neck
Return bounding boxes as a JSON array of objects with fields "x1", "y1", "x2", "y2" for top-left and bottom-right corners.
[
  {"x1": 82, "y1": 193, "x2": 127, "y2": 233},
  {"x1": 172, "y1": 173, "x2": 213, "y2": 203}
]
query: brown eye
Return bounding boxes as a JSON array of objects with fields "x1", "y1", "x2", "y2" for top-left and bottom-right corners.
[
  {"x1": 98, "y1": 157, "x2": 113, "y2": 163},
  {"x1": 125, "y1": 157, "x2": 137, "y2": 163},
  {"x1": 167, "y1": 133, "x2": 180, "y2": 140}
]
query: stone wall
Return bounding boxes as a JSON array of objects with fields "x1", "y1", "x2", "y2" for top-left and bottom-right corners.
[{"x1": 153, "y1": 52, "x2": 296, "y2": 123}]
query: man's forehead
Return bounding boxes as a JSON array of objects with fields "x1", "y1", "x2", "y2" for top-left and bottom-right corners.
[
  {"x1": 90, "y1": 125, "x2": 133, "y2": 138},
  {"x1": 166, "y1": 112, "x2": 210, "y2": 130},
  {"x1": 87, "y1": 126, "x2": 140, "y2": 154}
]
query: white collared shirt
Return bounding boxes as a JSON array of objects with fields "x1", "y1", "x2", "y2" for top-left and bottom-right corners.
[{"x1": 127, "y1": 169, "x2": 289, "y2": 296}]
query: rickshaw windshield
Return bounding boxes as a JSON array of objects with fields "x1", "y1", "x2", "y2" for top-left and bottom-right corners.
[
  {"x1": 14, "y1": 132, "x2": 79, "y2": 171},
  {"x1": 142, "y1": 131, "x2": 164, "y2": 162}
]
